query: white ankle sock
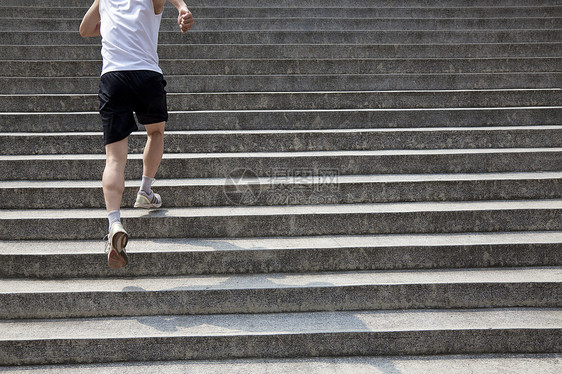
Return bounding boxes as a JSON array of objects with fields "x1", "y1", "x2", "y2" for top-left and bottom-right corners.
[
  {"x1": 140, "y1": 176, "x2": 155, "y2": 196},
  {"x1": 108, "y1": 210, "x2": 121, "y2": 232}
]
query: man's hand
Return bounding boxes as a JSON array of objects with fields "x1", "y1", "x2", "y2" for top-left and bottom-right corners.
[{"x1": 178, "y1": 8, "x2": 194, "y2": 33}]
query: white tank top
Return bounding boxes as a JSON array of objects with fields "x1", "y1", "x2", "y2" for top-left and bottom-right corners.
[{"x1": 99, "y1": 0, "x2": 163, "y2": 76}]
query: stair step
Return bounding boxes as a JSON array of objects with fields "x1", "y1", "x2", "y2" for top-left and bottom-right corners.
[
  {"x1": 2, "y1": 89, "x2": 560, "y2": 112},
  {"x1": 4, "y1": 73, "x2": 560, "y2": 94},
  {"x1": 1, "y1": 172, "x2": 560, "y2": 209},
  {"x1": 1, "y1": 108, "x2": 559, "y2": 132},
  {"x1": 3, "y1": 127, "x2": 560, "y2": 155},
  {"x1": 1, "y1": 148, "x2": 559, "y2": 180},
  {"x1": 1, "y1": 30, "x2": 559, "y2": 46},
  {"x1": 1, "y1": 308, "x2": 560, "y2": 365},
  {"x1": 1, "y1": 200, "x2": 560, "y2": 240},
  {"x1": 3, "y1": 6, "x2": 561, "y2": 19},
  {"x1": 3, "y1": 58, "x2": 558, "y2": 77},
  {"x1": 2, "y1": 0, "x2": 558, "y2": 7},
  {"x1": 3, "y1": 43, "x2": 559, "y2": 60},
  {"x1": 2, "y1": 354, "x2": 561, "y2": 374},
  {"x1": 3, "y1": 17, "x2": 559, "y2": 32},
  {"x1": 2, "y1": 231, "x2": 561, "y2": 278},
  {"x1": 2, "y1": 267, "x2": 561, "y2": 319}
]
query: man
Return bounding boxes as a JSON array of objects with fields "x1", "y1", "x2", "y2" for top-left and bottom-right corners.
[{"x1": 80, "y1": 0, "x2": 194, "y2": 268}]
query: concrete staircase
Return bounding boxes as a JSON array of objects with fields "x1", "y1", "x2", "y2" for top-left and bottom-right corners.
[{"x1": 1, "y1": 0, "x2": 561, "y2": 371}]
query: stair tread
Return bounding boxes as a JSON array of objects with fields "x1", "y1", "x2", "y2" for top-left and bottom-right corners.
[
  {"x1": 5, "y1": 88, "x2": 561, "y2": 94},
  {"x1": 2, "y1": 308, "x2": 560, "y2": 341},
  {"x1": 1, "y1": 199, "x2": 561, "y2": 220},
  {"x1": 1, "y1": 171, "x2": 560, "y2": 189},
  {"x1": 2, "y1": 267, "x2": 560, "y2": 294},
  {"x1": 4, "y1": 125, "x2": 562, "y2": 135},
  {"x1": 1, "y1": 147, "x2": 560, "y2": 161},
  {"x1": 1, "y1": 231, "x2": 561, "y2": 255},
  {"x1": 3, "y1": 0, "x2": 559, "y2": 6},
  {"x1": 6, "y1": 17, "x2": 561, "y2": 21},
  {"x1": 4, "y1": 105, "x2": 561, "y2": 113},
  {"x1": 1, "y1": 355, "x2": 561, "y2": 374}
]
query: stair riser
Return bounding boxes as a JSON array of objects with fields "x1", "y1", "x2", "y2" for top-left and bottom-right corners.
[
  {"x1": 3, "y1": 283, "x2": 560, "y2": 319},
  {"x1": 4, "y1": 73, "x2": 559, "y2": 94},
  {"x1": 3, "y1": 7, "x2": 561, "y2": 18},
  {"x1": 5, "y1": 129, "x2": 561, "y2": 155},
  {"x1": 0, "y1": 329, "x2": 559, "y2": 366},
  {"x1": 3, "y1": 59, "x2": 558, "y2": 77},
  {"x1": 2, "y1": 179, "x2": 561, "y2": 209},
  {"x1": 2, "y1": 90, "x2": 560, "y2": 112},
  {"x1": 2, "y1": 243, "x2": 560, "y2": 278},
  {"x1": 2, "y1": 0, "x2": 558, "y2": 7},
  {"x1": 4, "y1": 44, "x2": 559, "y2": 60},
  {"x1": 1, "y1": 209, "x2": 559, "y2": 240},
  {"x1": 3, "y1": 18, "x2": 559, "y2": 32},
  {"x1": 1, "y1": 30, "x2": 558, "y2": 45},
  {"x1": 2, "y1": 109, "x2": 559, "y2": 132},
  {"x1": 2, "y1": 152, "x2": 560, "y2": 180}
]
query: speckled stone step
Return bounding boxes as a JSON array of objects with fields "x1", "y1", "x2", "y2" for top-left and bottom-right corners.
[
  {"x1": 4, "y1": 127, "x2": 561, "y2": 155},
  {"x1": 1, "y1": 172, "x2": 561, "y2": 210},
  {"x1": 3, "y1": 43, "x2": 558, "y2": 60},
  {"x1": 2, "y1": 354, "x2": 562, "y2": 374},
  {"x1": 1, "y1": 200, "x2": 560, "y2": 240},
  {"x1": 2, "y1": 0, "x2": 558, "y2": 7},
  {"x1": 4, "y1": 73, "x2": 560, "y2": 94},
  {"x1": 3, "y1": 58, "x2": 558, "y2": 77},
  {"x1": 2, "y1": 267, "x2": 561, "y2": 319},
  {"x1": 1, "y1": 148, "x2": 560, "y2": 180},
  {"x1": 3, "y1": 6, "x2": 561, "y2": 19},
  {"x1": 0, "y1": 169, "x2": 558, "y2": 210},
  {"x1": 1, "y1": 308, "x2": 560, "y2": 365},
  {"x1": 1, "y1": 108, "x2": 559, "y2": 132},
  {"x1": 2, "y1": 30, "x2": 559, "y2": 45},
  {"x1": 3, "y1": 17, "x2": 559, "y2": 32},
  {"x1": 2, "y1": 232, "x2": 561, "y2": 278},
  {"x1": 2, "y1": 89, "x2": 560, "y2": 112}
]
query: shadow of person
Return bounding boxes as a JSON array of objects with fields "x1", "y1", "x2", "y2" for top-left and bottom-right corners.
[{"x1": 125, "y1": 274, "x2": 366, "y2": 334}]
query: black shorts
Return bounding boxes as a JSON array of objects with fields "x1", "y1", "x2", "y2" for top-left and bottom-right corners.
[{"x1": 98, "y1": 70, "x2": 168, "y2": 145}]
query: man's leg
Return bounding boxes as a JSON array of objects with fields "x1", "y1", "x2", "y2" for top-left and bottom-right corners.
[
  {"x1": 103, "y1": 136, "x2": 129, "y2": 213},
  {"x1": 103, "y1": 136, "x2": 129, "y2": 268},
  {"x1": 135, "y1": 121, "x2": 165, "y2": 208},
  {"x1": 143, "y1": 121, "x2": 165, "y2": 178}
]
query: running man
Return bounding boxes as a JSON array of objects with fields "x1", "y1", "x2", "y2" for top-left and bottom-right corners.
[{"x1": 80, "y1": 0, "x2": 194, "y2": 268}]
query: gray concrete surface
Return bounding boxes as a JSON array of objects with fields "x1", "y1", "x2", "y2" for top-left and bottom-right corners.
[
  {"x1": 1, "y1": 354, "x2": 562, "y2": 374},
  {"x1": 1, "y1": 309, "x2": 561, "y2": 365},
  {"x1": 0, "y1": 0, "x2": 560, "y2": 367}
]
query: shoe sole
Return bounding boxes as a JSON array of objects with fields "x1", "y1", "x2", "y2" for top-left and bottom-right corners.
[
  {"x1": 108, "y1": 231, "x2": 129, "y2": 269},
  {"x1": 134, "y1": 193, "x2": 162, "y2": 209},
  {"x1": 134, "y1": 202, "x2": 162, "y2": 209}
]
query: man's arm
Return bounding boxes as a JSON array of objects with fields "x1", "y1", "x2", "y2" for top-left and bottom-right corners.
[
  {"x1": 79, "y1": 0, "x2": 101, "y2": 37},
  {"x1": 153, "y1": 0, "x2": 167, "y2": 15},
  {"x1": 163, "y1": 0, "x2": 194, "y2": 33}
]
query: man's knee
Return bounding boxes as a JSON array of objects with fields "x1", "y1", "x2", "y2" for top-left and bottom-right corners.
[
  {"x1": 105, "y1": 152, "x2": 128, "y2": 174},
  {"x1": 145, "y1": 122, "x2": 165, "y2": 137},
  {"x1": 105, "y1": 137, "x2": 128, "y2": 163},
  {"x1": 105, "y1": 155, "x2": 127, "y2": 170}
]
